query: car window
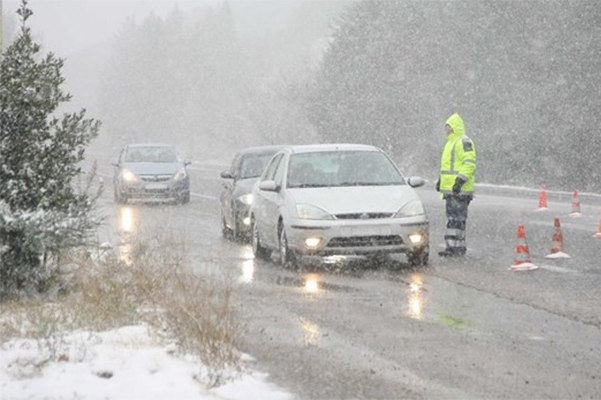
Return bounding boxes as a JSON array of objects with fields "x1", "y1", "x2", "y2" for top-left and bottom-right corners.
[
  {"x1": 287, "y1": 151, "x2": 405, "y2": 188},
  {"x1": 124, "y1": 146, "x2": 178, "y2": 163},
  {"x1": 239, "y1": 153, "x2": 275, "y2": 179},
  {"x1": 261, "y1": 154, "x2": 283, "y2": 181}
]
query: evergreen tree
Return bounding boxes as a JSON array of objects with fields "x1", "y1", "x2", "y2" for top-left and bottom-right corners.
[{"x1": 0, "y1": 0, "x2": 101, "y2": 297}]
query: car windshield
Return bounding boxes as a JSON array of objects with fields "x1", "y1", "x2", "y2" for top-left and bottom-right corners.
[
  {"x1": 239, "y1": 153, "x2": 275, "y2": 179},
  {"x1": 124, "y1": 146, "x2": 178, "y2": 163},
  {"x1": 287, "y1": 151, "x2": 405, "y2": 188}
]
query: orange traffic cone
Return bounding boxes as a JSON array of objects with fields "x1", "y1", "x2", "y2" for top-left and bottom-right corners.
[
  {"x1": 546, "y1": 218, "x2": 570, "y2": 259},
  {"x1": 536, "y1": 185, "x2": 548, "y2": 211},
  {"x1": 510, "y1": 224, "x2": 539, "y2": 271},
  {"x1": 569, "y1": 191, "x2": 582, "y2": 217}
]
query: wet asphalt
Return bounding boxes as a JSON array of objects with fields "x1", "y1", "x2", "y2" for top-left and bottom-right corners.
[{"x1": 95, "y1": 159, "x2": 601, "y2": 400}]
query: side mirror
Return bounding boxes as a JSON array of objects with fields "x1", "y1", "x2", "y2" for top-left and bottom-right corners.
[
  {"x1": 220, "y1": 171, "x2": 234, "y2": 179},
  {"x1": 184, "y1": 161, "x2": 192, "y2": 166},
  {"x1": 407, "y1": 177, "x2": 425, "y2": 188},
  {"x1": 258, "y1": 180, "x2": 278, "y2": 192}
]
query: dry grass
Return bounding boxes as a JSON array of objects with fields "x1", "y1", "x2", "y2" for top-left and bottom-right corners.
[{"x1": 0, "y1": 228, "x2": 241, "y2": 386}]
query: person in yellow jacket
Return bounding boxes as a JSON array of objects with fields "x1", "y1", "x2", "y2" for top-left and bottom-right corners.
[{"x1": 435, "y1": 113, "x2": 477, "y2": 257}]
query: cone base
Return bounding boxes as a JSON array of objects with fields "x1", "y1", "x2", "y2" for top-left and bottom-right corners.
[
  {"x1": 594, "y1": 233, "x2": 601, "y2": 239},
  {"x1": 535, "y1": 207, "x2": 549, "y2": 212},
  {"x1": 545, "y1": 251, "x2": 571, "y2": 259},
  {"x1": 509, "y1": 262, "x2": 539, "y2": 271},
  {"x1": 569, "y1": 212, "x2": 582, "y2": 218}
]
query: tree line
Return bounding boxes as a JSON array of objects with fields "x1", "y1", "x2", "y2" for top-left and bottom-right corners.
[{"x1": 307, "y1": 0, "x2": 601, "y2": 191}]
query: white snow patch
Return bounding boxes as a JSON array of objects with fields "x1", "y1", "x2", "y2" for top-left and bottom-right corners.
[{"x1": 0, "y1": 326, "x2": 292, "y2": 400}]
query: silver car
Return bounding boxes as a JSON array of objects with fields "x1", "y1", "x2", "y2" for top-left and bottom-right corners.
[
  {"x1": 219, "y1": 145, "x2": 284, "y2": 240},
  {"x1": 249, "y1": 144, "x2": 429, "y2": 268},
  {"x1": 112, "y1": 143, "x2": 191, "y2": 204}
]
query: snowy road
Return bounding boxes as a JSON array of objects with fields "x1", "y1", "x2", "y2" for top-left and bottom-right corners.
[{"x1": 94, "y1": 159, "x2": 601, "y2": 399}]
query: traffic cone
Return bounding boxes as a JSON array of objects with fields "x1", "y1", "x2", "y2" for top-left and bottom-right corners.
[
  {"x1": 536, "y1": 185, "x2": 548, "y2": 211},
  {"x1": 509, "y1": 224, "x2": 539, "y2": 271},
  {"x1": 569, "y1": 191, "x2": 582, "y2": 218},
  {"x1": 546, "y1": 218, "x2": 570, "y2": 259}
]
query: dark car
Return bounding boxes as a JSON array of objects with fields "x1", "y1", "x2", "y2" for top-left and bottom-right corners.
[
  {"x1": 220, "y1": 145, "x2": 284, "y2": 239},
  {"x1": 112, "y1": 143, "x2": 191, "y2": 204}
]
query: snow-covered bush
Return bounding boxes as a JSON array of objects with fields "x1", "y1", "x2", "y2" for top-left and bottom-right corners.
[
  {"x1": 0, "y1": 200, "x2": 100, "y2": 296},
  {"x1": 0, "y1": 1, "x2": 101, "y2": 298}
]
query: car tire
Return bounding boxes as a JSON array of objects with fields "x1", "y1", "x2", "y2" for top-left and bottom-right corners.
[
  {"x1": 180, "y1": 191, "x2": 190, "y2": 204},
  {"x1": 115, "y1": 189, "x2": 127, "y2": 205},
  {"x1": 407, "y1": 247, "x2": 429, "y2": 267},
  {"x1": 278, "y1": 223, "x2": 298, "y2": 269},
  {"x1": 252, "y1": 218, "x2": 271, "y2": 260},
  {"x1": 221, "y1": 216, "x2": 233, "y2": 239}
]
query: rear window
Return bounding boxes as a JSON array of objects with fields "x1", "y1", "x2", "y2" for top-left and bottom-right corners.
[{"x1": 287, "y1": 151, "x2": 405, "y2": 188}]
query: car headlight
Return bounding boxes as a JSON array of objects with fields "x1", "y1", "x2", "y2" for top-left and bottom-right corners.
[
  {"x1": 174, "y1": 167, "x2": 187, "y2": 181},
  {"x1": 393, "y1": 200, "x2": 425, "y2": 218},
  {"x1": 296, "y1": 204, "x2": 334, "y2": 220},
  {"x1": 237, "y1": 194, "x2": 253, "y2": 205},
  {"x1": 122, "y1": 169, "x2": 137, "y2": 182}
]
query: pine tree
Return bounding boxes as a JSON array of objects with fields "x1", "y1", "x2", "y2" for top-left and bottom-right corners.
[{"x1": 0, "y1": 0, "x2": 101, "y2": 297}]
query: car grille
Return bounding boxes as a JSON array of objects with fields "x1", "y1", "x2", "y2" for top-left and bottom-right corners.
[
  {"x1": 140, "y1": 175, "x2": 171, "y2": 182},
  {"x1": 335, "y1": 213, "x2": 393, "y2": 220},
  {"x1": 326, "y1": 235, "x2": 404, "y2": 248}
]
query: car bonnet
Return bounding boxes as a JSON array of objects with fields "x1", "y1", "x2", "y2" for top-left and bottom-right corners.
[{"x1": 287, "y1": 185, "x2": 420, "y2": 215}]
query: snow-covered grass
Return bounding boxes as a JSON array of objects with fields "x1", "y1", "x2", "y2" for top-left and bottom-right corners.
[
  {"x1": 0, "y1": 325, "x2": 292, "y2": 400},
  {"x1": 0, "y1": 231, "x2": 292, "y2": 399}
]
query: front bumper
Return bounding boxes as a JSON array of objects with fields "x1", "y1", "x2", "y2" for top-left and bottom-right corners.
[
  {"x1": 119, "y1": 179, "x2": 189, "y2": 200},
  {"x1": 285, "y1": 215, "x2": 429, "y2": 257}
]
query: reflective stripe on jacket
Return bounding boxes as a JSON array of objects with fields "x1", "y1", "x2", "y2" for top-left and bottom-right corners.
[{"x1": 439, "y1": 113, "x2": 477, "y2": 195}]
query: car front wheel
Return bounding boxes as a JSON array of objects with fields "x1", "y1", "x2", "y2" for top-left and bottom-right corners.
[
  {"x1": 278, "y1": 224, "x2": 298, "y2": 269},
  {"x1": 115, "y1": 188, "x2": 127, "y2": 205},
  {"x1": 252, "y1": 219, "x2": 271, "y2": 260},
  {"x1": 180, "y1": 191, "x2": 190, "y2": 204}
]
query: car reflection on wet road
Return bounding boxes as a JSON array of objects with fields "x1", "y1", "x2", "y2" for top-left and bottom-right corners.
[{"x1": 406, "y1": 274, "x2": 424, "y2": 320}]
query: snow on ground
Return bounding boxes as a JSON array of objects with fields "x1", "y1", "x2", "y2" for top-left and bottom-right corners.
[{"x1": 0, "y1": 325, "x2": 293, "y2": 400}]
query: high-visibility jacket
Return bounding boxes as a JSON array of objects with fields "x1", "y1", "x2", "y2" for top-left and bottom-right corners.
[{"x1": 439, "y1": 113, "x2": 477, "y2": 195}]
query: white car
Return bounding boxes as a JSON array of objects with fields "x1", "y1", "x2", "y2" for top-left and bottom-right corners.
[{"x1": 249, "y1": 144, "x2": 429, "y2": 268}]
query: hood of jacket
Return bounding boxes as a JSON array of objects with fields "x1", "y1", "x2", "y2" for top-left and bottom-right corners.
[{"x1": 445, "y1": 113, "x2": 465, "y2": 141}]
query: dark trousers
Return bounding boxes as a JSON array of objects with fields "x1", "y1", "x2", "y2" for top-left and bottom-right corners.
[{"x1": 444, "y1": 195, "x2": 472, "y2": 254}]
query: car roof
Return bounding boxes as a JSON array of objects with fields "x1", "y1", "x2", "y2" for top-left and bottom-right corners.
[
  {"x1": 237, "y1": 145, "x2": 286, "y2": 156},
  {"x1": 286, "y1": 144, "x2": 381, "y2": 154}
]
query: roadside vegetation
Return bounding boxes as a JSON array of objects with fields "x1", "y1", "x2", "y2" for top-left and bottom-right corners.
[
  {"x1": 0, "y1": 229, "x2": 241, "y2": 385},
  {"x1": 0, "y1": 1, "x2": 241, "y2": 386}
]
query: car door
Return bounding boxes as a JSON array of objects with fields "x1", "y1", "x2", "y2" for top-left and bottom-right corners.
[
  {"x1": 113, "y1": 147, "x2": 126, "y2": 190},
  {"x1": 262, "y1": 154, "x2": 288, "y2": 247},
  {"x1": 254, "y1": 153, "x2": 283, "y2": 247},
  {"x1": 221, "y1": 154, "x2": 240, "y2": 229}
]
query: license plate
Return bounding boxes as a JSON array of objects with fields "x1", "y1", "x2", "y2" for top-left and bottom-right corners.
[
  {"x1": 145, "y1": 183, "x2": 167, "y2": 190},
  {"x1": 349, "y1": 225, "x2": 390, "y2": 236}
]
